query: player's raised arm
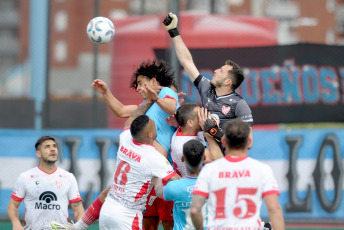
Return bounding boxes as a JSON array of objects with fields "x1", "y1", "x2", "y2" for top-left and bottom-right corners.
[
  {"x1": 92, "y1": 79, "x2": 137, "y2": 118},
  {"x1": 163, "y1": 13, "x2": 200, "y2": 82}
]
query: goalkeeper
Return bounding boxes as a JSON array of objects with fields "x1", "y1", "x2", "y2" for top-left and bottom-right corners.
[{"x1": 162, "y1": 12, "x2": 254, "y2": 151}]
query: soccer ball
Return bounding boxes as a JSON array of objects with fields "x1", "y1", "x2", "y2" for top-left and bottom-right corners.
[{"x1": 86, "y1": 17, "x2": 115, "y2": 44}]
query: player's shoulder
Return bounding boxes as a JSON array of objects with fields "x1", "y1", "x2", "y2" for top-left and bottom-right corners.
[
  {"x1": 159, "y1": 87, "x2": 177, "y2": 98},
  {"x1": 246, "y1": 157, "x2": 272, "y2": 171},
  {"x1": 17, "y1": 167, "x2": 38, "y2": 179},
  {"x1": 55, "y1": 167, "x2": 75, "y2": 178}
]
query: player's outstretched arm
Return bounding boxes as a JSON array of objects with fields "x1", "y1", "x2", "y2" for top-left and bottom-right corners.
[
  {"x1": 190, "y1": 194, "x2": 206, "y2": 230},
  {"x1": 264, "y1": 194, "x2": 285, "y2": 230},
  {"x1": 92, "y1": 79, "x2": 137, "y2": 118},
  {"x1": 7, "y1": 199, "x2": 24, "y2": 230},
  {"x1": 71, "y1": 201, "x2": 85, "y2": 222},
  {"x1": 163, "y1": 13, "x2": 200, "y2": 82},
  {"x1": 124, "y1": 99, "x2": 154, "y2": 128}
]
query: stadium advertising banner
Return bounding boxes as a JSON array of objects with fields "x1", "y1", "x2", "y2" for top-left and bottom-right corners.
[
  {"x1": 0, "y1": 129, "x2": 344, "y2": 222},
  {"x1": 156, "y1": 44, "x2": 344, "y2": 124}
]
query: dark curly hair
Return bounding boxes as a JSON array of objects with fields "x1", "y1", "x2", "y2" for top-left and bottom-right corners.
[{"x1": 130, "y1": 59, "x2": 176, "y2": 89}]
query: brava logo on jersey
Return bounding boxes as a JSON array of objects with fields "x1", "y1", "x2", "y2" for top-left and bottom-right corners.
[{"x1": 35, "y1": 191, "x2": 61, "y2": 210}]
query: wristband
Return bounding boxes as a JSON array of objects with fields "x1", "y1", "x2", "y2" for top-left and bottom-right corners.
[{"x1": 168, "y1": 28, "x2": 180, "y2": 38}]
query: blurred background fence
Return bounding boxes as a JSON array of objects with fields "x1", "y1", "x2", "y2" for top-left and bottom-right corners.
[{"x1": 1, "y1": 0, "x2": 344, "y2": 229}]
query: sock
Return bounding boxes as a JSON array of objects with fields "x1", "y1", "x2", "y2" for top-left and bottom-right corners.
[{"x1": 76, "y1": 198, "x2": 103, "y2": 229}]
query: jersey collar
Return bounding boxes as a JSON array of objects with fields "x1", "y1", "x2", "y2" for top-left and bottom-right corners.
[{"x1": 224, "y1": 155, "x2": 248, "y2": 162}]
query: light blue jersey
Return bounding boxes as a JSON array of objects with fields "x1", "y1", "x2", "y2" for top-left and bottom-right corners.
[
  {"x1": 145, "y1": 87, "x2": 179, "y2": 161},
  {"x1": 163, "y1": 175, "x2": 207, "y2": 230}
]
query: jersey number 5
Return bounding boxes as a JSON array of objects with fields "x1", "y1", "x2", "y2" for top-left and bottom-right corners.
[
  {"x1": 213, "y1": 187, "x2": 258, "y2": 219},
  {"x1": 114, "y1": 161, "x2": 131, "y2": 185}
]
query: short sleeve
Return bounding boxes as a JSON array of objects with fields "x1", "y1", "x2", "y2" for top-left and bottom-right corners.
[
  {"x1": 262, "y1": 165, "x2": 280, "y2": 197},
  {"x1": 151, "y1": 154, "x2": 176, "y2": 182},
  {"x1": 159, "y1": 87, "x2": 178, "y2": 102},
  {"x1": 11, "y1": 173, "x2": 26, "y2": 201},
  {"x1": 163, "y1": 181, "x2": 177, "y2": 202},
  {"x1": 235, "y1": 100, "x2": 254, "y2": 126},
  {"x1": 68, "y1": 173, "x2": 82, "y2": 204},
  {"x1": 193, "y1": 165, "x2": 210, "y2": 198}
]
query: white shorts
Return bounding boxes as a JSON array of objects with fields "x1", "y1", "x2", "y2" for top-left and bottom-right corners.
[{"x1": 99, "y1": 197, "x2": 143, "y2": 230}]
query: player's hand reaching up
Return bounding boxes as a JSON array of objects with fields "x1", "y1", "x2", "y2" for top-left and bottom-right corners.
[
  {"x1": 142, "y1": 84, "x2": 161, "y2": 101},
  {"x1": 166, "y1": 114, "x2": 179, "y2": 128},
  {"x1": 91, "y1": 79, "x2": 109, "y2": 94},
  {"x1": 163, "y1": 12, "x2": 178, "y2": 30},
  {"x1": 163, "y1": 12, "x2": 180, "y2": 37},
  {"x1": 198, "y1": 107, "x2": 210, "y2": 130}
]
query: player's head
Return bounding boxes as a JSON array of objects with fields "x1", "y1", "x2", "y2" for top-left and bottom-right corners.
[
  {"x1": 130, "y1": 59, "x2": 176, "y2": 98},
  {"x1": 182, "y1": 139, "x2": 205, "y2": 174},
  {"x1": 130, "y1": 115, "x2": 157, "y2": 144},
  {"x1": 175, "y1": 103, "x2": 201, "y2": 131},
  {"x1": 35, "y1": 136, "x2": 58, "y2": 165},
  {"x1": 222, "y1": 118, "x2": 251, "y2": 151},
  {"x1": 211, "y1": 60, "x2": 244, "y2": 91}
]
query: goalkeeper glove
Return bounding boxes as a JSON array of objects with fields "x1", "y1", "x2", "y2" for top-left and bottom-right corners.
[
  {"x1": 162, "y1": 12, "x2": 180, "y2": 38},
  {"x1": 203, "y1": 118, "x2": 224, "y2": 142}
]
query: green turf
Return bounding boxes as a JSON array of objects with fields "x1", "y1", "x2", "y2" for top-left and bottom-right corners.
[{"x1": 0, "y1": 221, "x2": 342, "y2": 230}]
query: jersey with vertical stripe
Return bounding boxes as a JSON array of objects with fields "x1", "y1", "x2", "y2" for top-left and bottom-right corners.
[
  {"x1": 108, "y1": 128, "x2": 176, "y2": 212},
  {"x1": 193, "y1": 156, "x2": 279, "y2": 230},
  {"x1": 194, "y1": 75, "x2": 253, "y2": 130},
  {"x1": 11, "y1": 167, "x2": 82, "y2": 230},
  {"x1": 164, "y1": 175, "x2": 207, "y2": 230},
  {"x1": 170, "y1": 127, "x2": 206, "y2": 178}
]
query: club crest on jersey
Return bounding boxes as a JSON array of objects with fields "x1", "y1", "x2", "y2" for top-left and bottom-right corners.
[
  {"x1": 222, "y1": 105, "x2": 230, "y2": 115},
  {"x1": 56, "y1": 181, "x2": 62, "y2": 189}
]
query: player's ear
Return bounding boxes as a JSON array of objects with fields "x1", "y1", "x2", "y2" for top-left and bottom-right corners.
[
  {"x1": 151, "y1": 77, "x2": 158, "y2": 86},
  {"x1": 181, "y1": 156, "x2": 185, "y2": 162},
  {"x1": 224, "y1": 78, "x2": 231, "y2": 87},
  {"x1": 221, "y1": 136, "x2": 227, "y2": 148},
  {"x1": 35, "y1": 150, "x2": 41, "y2": 158}
]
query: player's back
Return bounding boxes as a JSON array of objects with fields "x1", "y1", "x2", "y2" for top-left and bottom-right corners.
[
  {"x1": 164, "y1": 176, "x2": 207, "y2": 230},
  {"x1": 108, "y1": 128, "x2": 175, "y2": 211},
  {"x1": 194, "y1": 156, "x2": 279, "y2": 229}
]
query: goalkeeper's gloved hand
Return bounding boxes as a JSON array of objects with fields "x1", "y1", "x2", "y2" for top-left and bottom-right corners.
[
  {"x1": 162, "y1": 12, "x2": 180, "y2": 38},
  {"x1": 203, "y1": 118, "x2": 224, "y2": 142}
]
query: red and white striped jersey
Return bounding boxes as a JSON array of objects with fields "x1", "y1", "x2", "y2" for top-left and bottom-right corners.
[
  {"x1": 194, "y1": 155, "x2": 280, "y2": 230},
  {"x1": 108, "y1": 128, "x2": 176, "y2": 211},
  {"x1": 11, "y1": 167, "x2": 82, "y2": 230}
]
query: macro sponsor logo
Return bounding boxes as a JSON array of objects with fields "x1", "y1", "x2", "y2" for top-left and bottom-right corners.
[{"x1": 35, "y1": 191, "x2": 61, "y2": 210}]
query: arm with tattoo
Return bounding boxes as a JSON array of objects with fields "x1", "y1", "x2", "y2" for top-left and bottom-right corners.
[{"x1": 124, "y1": 99, "x2": 154, "y2": 128}]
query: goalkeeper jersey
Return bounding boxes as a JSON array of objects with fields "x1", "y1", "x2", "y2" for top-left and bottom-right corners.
[{"x1": 194, "y1": 75, "x2": 253, "y2": 130}]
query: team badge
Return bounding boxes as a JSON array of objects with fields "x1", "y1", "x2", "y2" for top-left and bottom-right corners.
[
  {"x1": 56, "y1": 181, "x2": 62, "y2": 189},
  {"x1": 222, "y1": 105, "x2": 230, "y2": 115}
]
